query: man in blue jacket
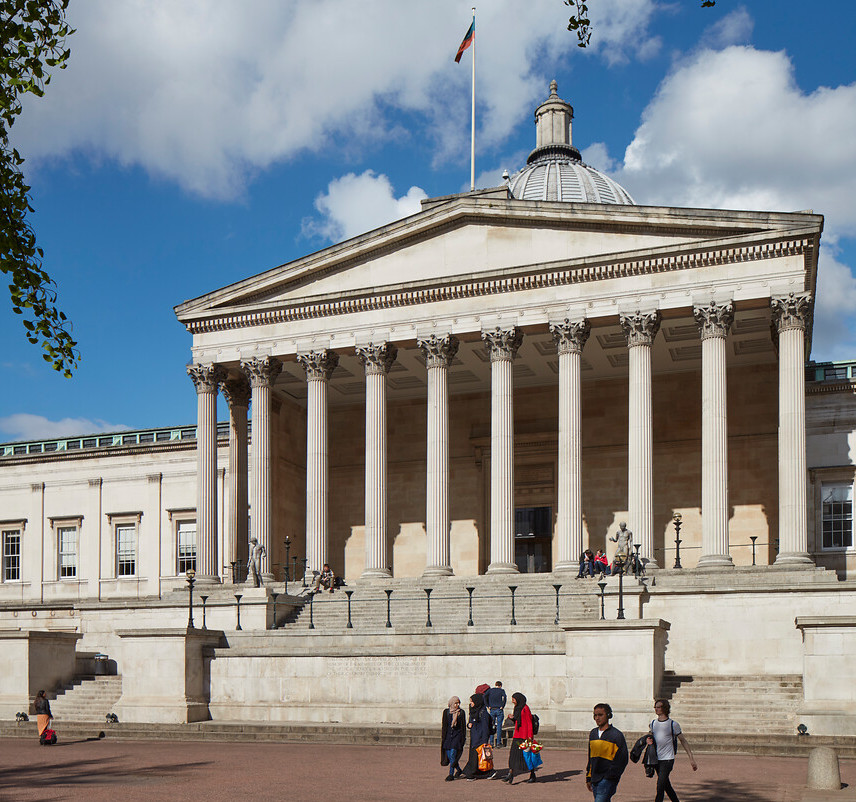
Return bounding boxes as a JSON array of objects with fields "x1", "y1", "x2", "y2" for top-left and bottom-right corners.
[
  {"x1": 484, "y1": 680, "x2": 507, "y2": 748},
  {"x1": 586, "y1": 703, "x2": 628, "y2": 802}
]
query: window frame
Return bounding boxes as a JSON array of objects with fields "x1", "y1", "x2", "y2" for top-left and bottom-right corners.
[
  {"x1": 175, "y1": 518, "x2": 197, "y2": 575},
  {"x1": 820, "y1": 481, "x2": 853, "y2": 551},
  {"x1": 50, "y1": 516, "x2": 82, "y2": 581},
  {"x1": 107, "y1": 512, "x2": 142, "y2": 579},
  {"x1": 1, "y1": 521, "x2": 24, "y2": 582},
  {"x1": 811, "y1": 468, "x2": 856, "y2": 555}
]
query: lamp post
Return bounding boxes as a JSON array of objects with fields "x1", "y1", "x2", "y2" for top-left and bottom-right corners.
[
  {"x1": 553, "y1": 583, "x2": 562, "y2": 626},
  {"x1": 234, "y1": 593, "x2": 243, "y2": 631},
  {"x1": 424, "y1": 588, "x2": 433, "y2": 628},
  {"x1": 291, "y1": 556, "x2": 298, "y2": 587},
  {"x1": 750, "y1": 536, "x2": 758, "y2": 566},
  {"x1": 598, "y1": 581, "x2": 607, "y2": 620},
  {"x1": 466, "y1": 587, "x2": 475, "y2": 627},
  {"x1": 616, "y1": 559, "x2": 625, "y2": 620},
  {"x1": 308, "y1": 592, "x2": 315, "y2": 630},
  {"x1": 284, "y1": 536, "x2": 291, "y2": 592},
  {"x1": 345, "y1": 590, "x2": 354, "y2": 628},
  {"x1": 302, "y1": 557, "x2": 309, "y2": 588},
  {"x1": 633, "y1": 543, "x2": 642, "y2": 578},
  {"x1": 385, "y1": 589, "x2": 393, "y2": 629},
  {"x1": 271, "y1": 592, "x2": 278, "y2": 630},
  {"x1": 200, "y1": 595, "x2": 208, "y2": 630},
  {"x1": 508, "y1": 586, "x2": 517, "y2": 626},
  {"x1": 673, "y1": 512, "x2": 683, "y2": 569},
  {"x1": 185, "y1": 570, "x2": 196, "y2": 629}
]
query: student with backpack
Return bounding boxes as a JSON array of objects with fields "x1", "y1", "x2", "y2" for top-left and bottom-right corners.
[{"x1": 646, "y1": 699, "x2": 697, "y2": 802}]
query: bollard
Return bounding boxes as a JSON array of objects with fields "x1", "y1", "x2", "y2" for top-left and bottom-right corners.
[{"x1": 806, "y1": 746, "x2": 841, "y2": 791}]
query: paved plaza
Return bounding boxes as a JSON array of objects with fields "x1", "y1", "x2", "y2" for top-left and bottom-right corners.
[{"x1": 1, "y1": 738, "x2": 854, "y2": 802}]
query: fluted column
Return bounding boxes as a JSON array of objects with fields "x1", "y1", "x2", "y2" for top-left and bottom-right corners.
[
  {"x1": 482, "y1": 327, "x2": 523, "y2": 574},
  {"x1": 418, "y1": 334, "x2": 459, "y2": 577},
  {"x1": 550, "y1": 318, "x2": 591, "y2": 571},
  {"x1": 221, "y1": 377, "x2": 251, "y2": 580},
  {"x1": 187, "y1": 363, "x2": 226, "y2": 581},
  {"x1": 694, "y1": 302, "x2": 734, "y2": 568},
  {"x1": 297, "y1": 349, "x2": 339, "y2": 574},
  {"x1": 356, "y1": 343, "x2": 397, "y2": 578},
  {"x1": 771, "y1": 293, "x2": 813, "y2": 565},
  {"x1": 620, "y1": 311, "x2": 661, "y2": 568},
  {"x1": 241, "y1": 356, "x2": 282, "y2": 579}
]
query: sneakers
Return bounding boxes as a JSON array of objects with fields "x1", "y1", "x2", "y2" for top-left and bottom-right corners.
[{"x1": 488, "y1": 772, "x2": 502, "y2": 780}]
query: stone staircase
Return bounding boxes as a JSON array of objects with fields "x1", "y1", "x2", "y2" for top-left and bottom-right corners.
[
  {"x1": 279, "y1": 575, "x2": 601, "y2": 632},
  {"x1": 659, "y1": 672, "x2": 803, "y2": 735},
  {"x1": 48, "y1": 675, "x2": 123, "y2": 722}
]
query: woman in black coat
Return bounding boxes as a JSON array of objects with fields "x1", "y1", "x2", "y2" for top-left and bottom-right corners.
[
  {"x1": 462, "y1": 693, "x2": 492, "y2": 780},
  {"x1": 441, "y1": 696, "x2": 467, "y2": 780}
]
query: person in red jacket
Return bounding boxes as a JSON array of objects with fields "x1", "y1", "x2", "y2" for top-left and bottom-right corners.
[{"x1": 496, "y1": 692, "x2": 537, "y2": 784}]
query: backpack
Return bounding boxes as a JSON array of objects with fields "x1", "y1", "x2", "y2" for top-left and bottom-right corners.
[
  {"x1": 40, "y1": 728, "x2": 57, "y2": 746},
  {"x1": 531, "y1": 713, "x2": 540, "y2": 735}
]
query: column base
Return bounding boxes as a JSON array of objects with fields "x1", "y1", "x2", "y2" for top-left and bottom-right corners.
[
  {"x1": 553, "y1": 561, "x2": 578, "y2": 573},
  {"x1": 487, "y1": 562, "x2": 519, "y2": 574},
  {"x1": 361, "y1": 567, "x2": 392, "y2": 579},
  {"x1": 696, "y1": 554, "x2": 734, "y2": 570},
  {"x1": 422, "y1": 565, "x2": 453, "y2": 578},
  {"x1": 774, "y1": 552, "x2": 815, "y2": 567}
]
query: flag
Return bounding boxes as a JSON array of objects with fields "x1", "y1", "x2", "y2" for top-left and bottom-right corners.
[{"x1": 454, "y1": 20, "x2": 475, "y2": 63}]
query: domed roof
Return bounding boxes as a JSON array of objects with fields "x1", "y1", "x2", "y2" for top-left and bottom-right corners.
[{"x1": 507, "y1": 81, "x2": 635, "y2": 205}]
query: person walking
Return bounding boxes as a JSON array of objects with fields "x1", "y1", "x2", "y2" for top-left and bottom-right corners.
[
  {"x1": 646, "y1": 699, "x2": 698, "y2": 802},
  {"x1": 484, "y1": 680, "x2": 507, "y2": 748},
  {"x1": 462, "y1": 693, "x2": 492, "y2": 780},
  {"x1": 586, "y1": 703, "x2": 628, "y2": 802},
  {"x1": 34, "y1": 690, "x2": 52, "y2": 742},
  {"x1": 495, "y1": 692, "x2": 537, "y2": 784},
  {"x1": 441, "y1": 696, "x2": 467, "y2": 781}
]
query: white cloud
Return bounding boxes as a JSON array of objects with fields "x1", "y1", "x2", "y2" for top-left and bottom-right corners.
[
  {"x1": 700, "y1": 7, "x2": 753, "y2": 49},
  {"x1": 813, "y1": 249, "x2": 856, "y2": 361},
  {"x1": 303, "y1": 171, "x2": 427, "y2": 243},
  {"x1": 581, "y1": 142, "x2": 616, "y2": 173},
  {"x1": 0, "y1": 414, "x2": 131, "y2": 443},
  {"x1": 13, "y1": 0, "x2": 659, "y2": 199}
]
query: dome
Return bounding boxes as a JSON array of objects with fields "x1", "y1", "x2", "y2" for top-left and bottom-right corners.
[{"x1": 507, "y1": 81, "x2": 635, "y2": 205}]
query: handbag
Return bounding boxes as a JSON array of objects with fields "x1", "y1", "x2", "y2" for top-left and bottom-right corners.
[
  {"x1": 523, "y1": 749, "x2": 543, "y2": 771},
  {"x1": 476, "y1": 743, "x2": 494, "y2": 771}
]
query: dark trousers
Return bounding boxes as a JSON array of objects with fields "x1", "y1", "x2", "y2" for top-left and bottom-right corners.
[{"x1": 654, "y1": 759, "x2": 679, "y2": 802}]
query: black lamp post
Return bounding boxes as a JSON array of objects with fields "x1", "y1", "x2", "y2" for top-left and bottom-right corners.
[
  {"x1": 302, "y1": 557, "x2": 309, "y2": 588},
  {"x1": 673, "y1": 512, "x2": 683, "y2": 569},
  {"x1": 234, "y1": 593, "x2": 243, "y2": 631},
  {"x1": 271, "y1": 592, "x2": 278, "y2": 630},
  {"x1": 185, "y1": 569, "x2": 196, "y2": 629},
  {"x1": 200, "y1": 594, "x2": 208, "y2": 630},
  {"x1": 229, "y1": 561, "x2": 238, "y2": 584},
  {"x1": 616, "y1": 559, "x2": 625, "y2": 620},
  {"x1": 553, "y1": 583, "x2": 562, "y2": 626},
  {"x1": 345, "y1": 590, "x2": 354, "y2": 628},
  {"x1": 308, "y1": 592, "x2": 315, "y2": 630},
  {"x1": 292, "y1": 555, "x2": 298, "y2": 586},
  {"x1": 466, "y1": 586, "x2": 475, "y2": 627},
  {"x1": 508, "y1": 586, "x2": 517, "y2": 626},
  {"x1": 598, "y1": 581, "x2": 607, "y2": 620},
  {"x1": 633, "y1": 543, "x2": 642, "y2": 578},
  {"x1": 424, "y1": 588, "x2": 433, "y2": 628},
  {"x1": 284, "y1": 536, "x2": 291, "y2": 591},
  {"x1": 750, "y1": 536, "x2": 758, "y2": 566},
  {"x1": 385, "y1": 589, "x2": 393, "y2": 628}
]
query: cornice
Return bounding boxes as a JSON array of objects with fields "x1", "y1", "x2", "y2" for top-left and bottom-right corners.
[
  {"x1": 806, "y1": 381, "x2": 856, "y2": 396},
  {"x1": 185, "y1": 230, "x2": 818, "y2": 336}
]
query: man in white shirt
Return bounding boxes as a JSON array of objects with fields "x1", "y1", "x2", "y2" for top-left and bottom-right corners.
[{"x1": 646, "y1": 699, "x2": 697, "y2": 802}]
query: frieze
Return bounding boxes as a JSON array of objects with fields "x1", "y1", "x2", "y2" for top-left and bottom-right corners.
[
  {"x1": 417, "y1": 334, "x2": 460, "y2": 369},
  {"x1": 296, "y1": 349, "x2": 340, "y2": 381},
  {"x1": 549, "y1": 318, "x2": 591, "y2": 354},
  {"x1": 693, "y1": 301, "x2": 734, "y2": 340}
]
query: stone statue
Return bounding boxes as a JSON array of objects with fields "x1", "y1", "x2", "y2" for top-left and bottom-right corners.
[
  {"x1": 610, "y1": 521, "x2": 633, "y2": 563},
  {"x1": 247, "y1": 537, "x2": 265, "y2": 588}
]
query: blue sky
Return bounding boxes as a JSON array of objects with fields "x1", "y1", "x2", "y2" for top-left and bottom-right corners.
[{"x1": 2, "y1": 0, "x2": 855, "y2": 442}]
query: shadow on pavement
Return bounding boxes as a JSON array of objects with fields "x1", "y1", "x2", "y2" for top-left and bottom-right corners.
[
  {"x1": 683, "y1": 780, "x2": 790, "y2": 802},
  {"x1": 536, "y1": 768, "x2": 583, "y2": 783}
]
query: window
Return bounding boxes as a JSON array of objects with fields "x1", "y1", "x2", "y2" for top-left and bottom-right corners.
[
  {"x1": 58, "y1": 525, "x2": 78, "y2": 579},
  {"x1": 116, "y1": 524, "x2": 136, "y2": 576},
  {"x1": 177, "y1": 520, "x2": 197, "y2": 574},
  {"x1": 2, "y1": 530, "x2": 21, "y2": 581},
  {"x1": 822, "y1": 483, "x2": 853, "y2": 550}
]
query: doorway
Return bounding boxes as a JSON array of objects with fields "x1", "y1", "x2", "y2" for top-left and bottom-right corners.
[{"x1": 514, "y1": 506, "x2": 553, "y2": 573}]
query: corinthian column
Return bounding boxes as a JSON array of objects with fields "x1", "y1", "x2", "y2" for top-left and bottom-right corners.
[
  {"x1": 620, "y1": 311, "x2": 661, "y2": 568},
  {"x1": 241, "y1": 356, "x2": 282, "y2": 579},
  {"x1": 187, "y1": 363, "x2": 226, "y2": 581},
  {"x1": 550, "y1": 318, "x2": 590, "y2": 571},
  {"x1": 220, "y1": 377, "x2": 250, "y2": 581},
  {"x1": 418, "y1": 334, "x2": 459, "y2": 577},
  {"x1": 694, "y1": 302, "x2": 735, "y2": 568},
  {"x1": 356, "y1": 343, "x2": 397, "y2": 578},
  {"x1": 297, "y1": 349, "x2": 339, "y2": 575},
  {"x1": 482, "y1": 327, "x2": 523, "y2": 574},
  {"x1": 771, "y1": 293, "x2": 813, "y2": 565}
]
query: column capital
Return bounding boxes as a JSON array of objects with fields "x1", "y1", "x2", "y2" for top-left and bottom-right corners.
[
  {"x1": 771, "y1": 292, "x2": 812, "y2": 334},
  {"x1": 240, "y1": 356, "x2": 283, "y2": 388},
  {"x1": 693, "y1": 301, "x2": 734, "y2": 340},
  {"x1": 549, "y1": 318, "x2": 591, "y2": 354},
  {"x1": 482, "y1": 327, "x2": 523, "y2": 362},
  {"x1": 187, "y1": 363, "x2": 227, "y2": 394},
  {"x1": 417, "y1": 333, "x2": 459, "y2": 369},
  {"x1": 297, "y1": 349, "x2": 339, "y2": 381},
  {"x1": 220, "y1": 377, "x2": 251, "y2": 408},
  {"x1": 619, "y1": 310, "x2": 661, "y2": 347},
  {"x1": 356, "y1": 342, "x2": 398, "y2": 375}
]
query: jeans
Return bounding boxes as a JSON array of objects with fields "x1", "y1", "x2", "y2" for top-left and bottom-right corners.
[
  {"x1": 591, "y1": 778, "x2": 619, "y2": 802},
  {"x1": 655, "y1": 759, "x2": 679, "y2": 802},
  {"x1": 489, "y1": 709, "x2": 504, "y2": 747},
  {"x1": 446, "y1": 748, "x2": 461, "y2": 777}
]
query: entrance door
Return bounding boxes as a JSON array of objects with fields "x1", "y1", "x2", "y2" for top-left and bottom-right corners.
[{"x1": 514, "y1": 506, "x2": 552, "y2": 573}]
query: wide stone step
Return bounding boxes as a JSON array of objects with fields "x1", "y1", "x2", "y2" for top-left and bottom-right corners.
[{"x1": 49, "y1": 675, "x2": 122, "y2": 722}]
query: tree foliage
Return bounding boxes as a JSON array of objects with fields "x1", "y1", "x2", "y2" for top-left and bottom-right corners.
[
  {"x1": 1, "y1": 0, "x2": 78, "y2": 377},
  {"x1": 565, "y1": 1, "x2": 717, "y2": 49}
]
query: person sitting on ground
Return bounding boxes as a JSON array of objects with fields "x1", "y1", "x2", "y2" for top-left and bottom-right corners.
[
  {"x1": 594, "y1": 549, "x2": 610, "y2": 577},
  {"x1": 313, "y1": 563, "x2": 336, "y2": 593},
  {"x1": 577, "y1": 549, "x2": 595, "y2": 579}
]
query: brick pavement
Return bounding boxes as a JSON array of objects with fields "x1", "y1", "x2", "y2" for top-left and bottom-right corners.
[{"x1": 1, "y1": 737, "x2": 855, "y2": 802}]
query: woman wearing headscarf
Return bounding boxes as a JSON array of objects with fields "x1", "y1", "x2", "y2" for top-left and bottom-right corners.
[
  {"x1": 461, "y1": 693, "x2": 492, "y2": 780},
  {"x1": 441, "y1": 696, "x2": 467, "y2": 781},
  {"x1": 503, "y1": 692, "x2": 536, "y2": 784},
  {"x1": 34, "y1": 690, "x2": 52, "y2": 742}
]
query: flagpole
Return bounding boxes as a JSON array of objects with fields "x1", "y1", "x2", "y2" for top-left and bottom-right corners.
[{"x1": 470, "y1": 7, "x2": 476, "y2": 192}]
